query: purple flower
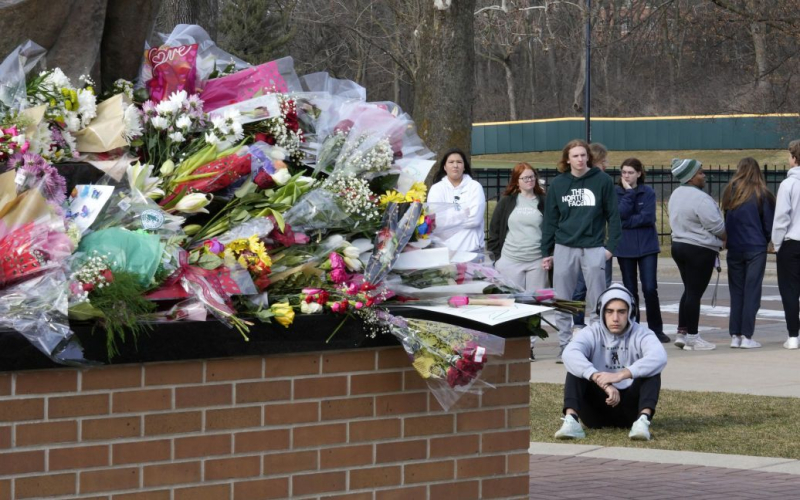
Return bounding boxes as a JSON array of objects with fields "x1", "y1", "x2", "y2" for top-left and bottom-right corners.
[{"x1": 7, "y1": 152, "x2": 67, "y2": 204}]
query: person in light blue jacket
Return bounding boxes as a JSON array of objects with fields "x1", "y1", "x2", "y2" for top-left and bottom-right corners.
[{"x1": 615, "y1": 158, "x2": 668, "y2": 344}]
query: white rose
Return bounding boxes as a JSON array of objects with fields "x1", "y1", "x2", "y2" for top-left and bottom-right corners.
[{"x1": 273, "y1": 168, "x2": 291, "y2": 186}]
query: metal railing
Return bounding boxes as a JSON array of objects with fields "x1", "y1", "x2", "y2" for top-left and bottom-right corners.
[{"x1": 475, "y1": 165, "x2": 788, "y2": 243}]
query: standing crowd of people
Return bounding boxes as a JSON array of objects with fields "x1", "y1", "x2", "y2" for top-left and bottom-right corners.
[{"x1": 430, "y1": 138, "x2": 800, "y2": 442}]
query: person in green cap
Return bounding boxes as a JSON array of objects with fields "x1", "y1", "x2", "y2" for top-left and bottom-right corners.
[{"x1": 668, "y1": 158, "x2": 726, "y2": 351}]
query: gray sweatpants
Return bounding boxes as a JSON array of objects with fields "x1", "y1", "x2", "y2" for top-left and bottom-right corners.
[{"x1": 553, "y1": 244, "x2": 609, "y2": 347}]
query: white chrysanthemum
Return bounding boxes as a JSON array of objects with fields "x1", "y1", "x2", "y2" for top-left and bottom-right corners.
[
  {"x1": 64, "y1": 113, "x2": 81, "y2": 132},
  {"x1": 156, "y1": 99, "x2": 179, "y2": 115},
  {"x1": 62, "y1": 130, "x2": 78, "y2": 155},
  {"x1": 42, "y1": 68, "x2": 70, "y2": 89},
  {"x1": 210, "y1": 114, "x2": 226, "y2": 131},
  {"x1": 76, "y1": 89, "x2": 97, "y2": 127},
  {"x1": 175, "y1": 115, "x2": 192, "y2": 130},
  {"x1": 168, "y1": 131, "x2": 185, "y2": 142},
  {"x1": 28, "y1": 121, "x2": 52, "y2": 156},
  {"x1": 150, "y1": 116, "x2": 169, "y2": 130},
  {"x1": 205, "y1": 132, "x2": 220, "y2": 147},
  {"x1": 123, "y1": 104, "x2": 143, "y2": 140}
]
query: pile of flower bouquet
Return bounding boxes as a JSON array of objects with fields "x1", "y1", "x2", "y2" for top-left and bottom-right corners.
[{"x1": 0, "y1": 25, "x2": 565, "y2": 410}]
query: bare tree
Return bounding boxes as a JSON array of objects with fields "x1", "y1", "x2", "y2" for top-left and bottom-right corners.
[{"x1": 156, "y1": 0, "x2": 219, "y2": 39}]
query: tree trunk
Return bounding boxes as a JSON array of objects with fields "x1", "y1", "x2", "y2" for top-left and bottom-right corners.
[
  {"x1": 502, "y1": 57, "x2": 517, "y2": 120},
  {"x1": 157, "y1": 0, "x2": 218, "y2": 39},
  {"x1": 414, "y1": 0, "x2": 476, "y2": 185}
]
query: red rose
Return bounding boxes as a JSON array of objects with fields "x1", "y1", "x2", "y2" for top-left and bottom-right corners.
[{"x1": 254, "y1": 169, "x2": 275, "y2": 189}]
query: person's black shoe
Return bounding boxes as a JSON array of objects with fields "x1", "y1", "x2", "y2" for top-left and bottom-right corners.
[{"x1": 655, "y1": 332, "x2": 670, "y2": 343}]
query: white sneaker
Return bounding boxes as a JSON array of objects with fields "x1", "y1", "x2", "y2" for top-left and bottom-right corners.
[
  {"x1": 684, "y1": 334, "x2": 716, "y2": 351},
  {"x1": 554, "y1": 414, "x2": 585, "y2": 440},
  {"x1": 740, "y1": 338, "x2": 761, "y2": 349},
  {"x1": 784, "y1": 337, "x2": 799, "y2": 350},
  {"x1": 730, "y1": 335, "x2": 742, "y2": 348},
  {"x1": 674, "y1": 334, "x2": 686, "y2": 349},
  {"x1": 629, "y1": 414, "x2": 651, "y2": 441}
]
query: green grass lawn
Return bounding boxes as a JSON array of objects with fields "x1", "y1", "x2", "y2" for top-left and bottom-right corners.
[
  {"x1": 531, "y1": 383, "x2": 800, "y2": 458},
  {"x1": 475, "y1": 149, "x2": 788, "y2": 170}
]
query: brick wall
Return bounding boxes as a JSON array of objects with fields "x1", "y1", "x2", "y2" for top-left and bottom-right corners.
[{"x1": 0, "y1": 338, "x2": 530, "y2": 499}]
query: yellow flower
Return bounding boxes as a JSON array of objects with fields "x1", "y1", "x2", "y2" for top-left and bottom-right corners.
[
  {"x1": 247, "y1": 236, "x2": 272, "y2": 267},
  {"x1": 412, "y1": 355, "x2": 436, "y2": 379},
  {"x1": 380, "y1": 190, "x2": 405, "y2": 206},
  {"x1": 270, "y1": 302, "x2": 295, "y2": 328},
  {"x1": 405, "y1": 181, "x2": 428, "y2": 202}
]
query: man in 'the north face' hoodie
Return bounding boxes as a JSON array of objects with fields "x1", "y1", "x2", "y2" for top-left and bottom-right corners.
[{"x1": 554, "y1": 284, "x2": 667, "y2": 441}]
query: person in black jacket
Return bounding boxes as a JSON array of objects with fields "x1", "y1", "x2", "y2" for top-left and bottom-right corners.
[
  {"x1": 721, "y1": 157, "x2": 775, "y2": 349},
  {"x1": 488, "y1": 162, "x2": 548, "y2": 292},
  {"x1": 615, "y1": 158, "x2": 669, "y2": 343}
]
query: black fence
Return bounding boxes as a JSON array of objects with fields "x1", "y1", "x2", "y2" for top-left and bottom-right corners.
[{"x1": 475, "y1": 165, "x2": 789, "y2": 243}]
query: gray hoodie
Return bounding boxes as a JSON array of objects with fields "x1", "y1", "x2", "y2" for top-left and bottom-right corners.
[
  {"x1": 772, "y1": 166, "x2": 800, "y2": 253},
  {"x1": 562, "y1": 285, "x2": 668, "y2": 390},
  {"x1": 668, "y1": 185, "x2": 725, "y2": 251}
]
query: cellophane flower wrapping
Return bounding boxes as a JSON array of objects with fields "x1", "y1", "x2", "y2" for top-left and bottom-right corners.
[
  {"x1": 201, "y1": 57, "x2": 301, "y2": 112},
  {"x1": 379, "y1": 312, "x2": 505, "y2": 411},
  {"x1": 383, "y1": 260, "x2": 522, "y2": 298},
  {"x1": 364, "y1": 201, "x2": 423, "y2": 286},
  {"x1": 0, "y1": 40, "x2": 46, "y2": 113},
  {"x1": 0, "y1": 217, "x2": 74, "y2": 289}
]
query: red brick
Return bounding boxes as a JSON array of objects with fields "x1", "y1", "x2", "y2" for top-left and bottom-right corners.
[
  {"x1": 508, "y1": 360, "x2": 531, "y2": 383},
  {"x1": 206, "y1": 357, "x2": 262, "y2": 381},
  {"x1": 457, "y1": 409, "x2": 506, "y2": 432},
  {"x1": 175, "y1": 384, "x2": 231, "y2": 408},
  {"x1": 263, "y1": 450, "x2": 317, "y2": 475},
  {"x1": 114, "y1": 491, "x2": 170, "y2": 500},
  {"x1": 349, "y1": 465, "x2": 401, "y2": 489},
  {"x1": 402, "y1": 370, "x2": 428, "y2": 391},
  {"x1": 0, "y1": 480, "x2": 7, "y2": 500},
  {"x1": 82, "y1": 365, "x2": 142, "y2": 391},
  {"x1": 404, "y1": 414, "x2": 453, "y2": 437},
  {"x1": 294, "y1": 423, "x2": 346, "y2": 448},
  {"x1": 15, "y1": 473, "x2": 75, "y2": 499},
  {"x1": 349, "y1": 418, "x2": 401, "y2": 442},
  {"x1": 16, "y1": 420, "x2": 77, "y2": 446},
  {"x1": 235, "y1": 380, "x2": 291, "y2": 404},
  {"x1": 502, "y1": 337, "x2": 530, "y2": 359},
  {"x1": 0, "y1": 450, "x2": 42, "y2": 475},
  {"x1": 292, "y1": 471, "x2": 346, "y2": 496},
  {"x1": 0, "y1": 427, "x2": 8, "y2": 449},
  {"x1": 145, "y1": 361, "x2": 203, "y2": 386},
  {"x1": 176, "y1": 433, "x2": 232, "y2": 458},
  {"x1": 234, "y1": 429, "x2": 289, "y2": 454},
  {"x1": 205, "y1": 455, "x2": 260, "y2": 480},
  {"x1": 481, "y1": 475, "x2": 529, "y2": 498},
  {"x1": 351, "y1": 372, "x2": 403, "y2": 395},
  {"x1": 404, "y1": 459, "x2": 454, "y2": 483},
  {"x1": 233, "y1": 478, "x2": 289, "y2": 500},
  {"x1": 430, "y1": 480, "x2": 480, "y2": 500},
  {"x1": 113, "y1": 439, "x2": 171, "y2": 464},
  {"x1": 145, "y1": 411, "x2": 201, "y2": 436},
  {"x1": 507, "y1": 452, "x2": 529, "y2": 473},
  {"x1": 431, "y1": 392, "x2": 479, "y2": 411},
  {"x1": 264, "y1": 402, "x2": 318, "y2": 425},
  {"x1": 325, "y1": 494, "x2": 373, "y2": 500},
  {"x1": 143, "y1": 461, "x2": 201, "y2": 486},
  {"x1": 264, "y1": 354, "x2": 320, "y2": 378},
  {"x1": 295, "y1": 376, "x2": 347, "y2": 399},
  {"x1": 0, "y1": 375, "x2": 9, "y2": 396},
  {"x1": 376, "y1": 439, "x2": 427, "y2": 463},
  {"x1": 80, "y1": 467, "x2": 139, "y2": 493},
  {"x1": 322, "y1": 351, "x2": 375, "y2": 373},
  {"x1": 0, "y1": 398, "x2": 43, "y2": 422},
  {"x1": 430, "y1": 434, "x2": 480, "y2": 458},
  {"x1": 457, "y1": 455, "x2": 505, "y2": 478},
  {"x1": 481, "y1": 429, "x2": 530, "y2": 453},
  {"x1": 82, "y1": 416, "x2": 141, "y2": 440},
  {"x1": 507, "y1": 406, "x2": 529, "y2": 428},
  {"x1": 322, "y1": 397, "x2": 374, "y2": 420},
  {"x1": 320, "y1": 444, "x2": 373, "y2": 469},
  {"x1": 113, "y1": 388, "x2": 172, "y2": 413},
  {"x1": 15, "y1": 369, "x2": 77, "y2": 394},
  {"x1": 375, "y1": 393, "x2": 426, "y2": 416},
  {"x1": 376, "y1": 486, "x2": 427, "y2": 500},
  {"x1": 49, "y1": 394, "x2": 109, "y2": 418},
  {"x1": 174, "y1": 484, "x2": 230, "y2": 500},
  {"x1": 377, "y1": 348, "x2": 408, "y2": 369},
  {"x1": 482, "y1": 385, "x2": 529, "y2": 407},
  {"x1": 206, "y1": 406, "x2": 261, "y2": 430},
  {"x1": 49, "y1": 445, "x2": 109, "y2": 471},
  {"x1": 481, "y1": 364, "x2": 507, "y2": 384}
]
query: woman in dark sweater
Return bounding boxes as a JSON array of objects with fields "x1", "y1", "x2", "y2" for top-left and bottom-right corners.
[
  {"x1": 615, "y1": 158, "x2": 669, "y2": 343},
  {"x1": 721, "y1": 157, "x2": 775, "y2": 349},
  {"x1": 488, "y1": 162, "x2": 547, "y2": 292}
]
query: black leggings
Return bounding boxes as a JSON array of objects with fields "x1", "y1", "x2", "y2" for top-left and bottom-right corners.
[
  {"x1": 563, "y1": 373, "x2": 661, "y2": 428},
  {"x1": 671, "y1": 242, "x2": 717, "y2": 335},
  {"x1": 777, "y1": 240, "x2": 800, "y2": 337}
]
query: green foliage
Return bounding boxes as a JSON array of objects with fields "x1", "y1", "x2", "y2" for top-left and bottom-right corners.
[
  {"x1": 217, "y1": 0, "x2": 298, "y2": 65},
  {"x1": 89, "y1": 271, "x2": 157, "y2": 360}
]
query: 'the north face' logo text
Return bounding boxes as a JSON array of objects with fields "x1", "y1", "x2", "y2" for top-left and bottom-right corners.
[{"x1": 562, "y1": 188, "x2": 596, "y2": 207}]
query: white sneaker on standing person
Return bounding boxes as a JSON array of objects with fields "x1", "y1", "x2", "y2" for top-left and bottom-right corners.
[{"x1": 773, "y1": 140, "x2": 800, "y2": 350}]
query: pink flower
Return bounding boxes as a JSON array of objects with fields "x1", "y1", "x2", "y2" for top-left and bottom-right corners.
[
  {"x1": 448, "y1": 296, "x2": 470, "y2": 308},
  {"x1": 533, "y1": 288, "x2": 556, "y2": 302},
  {"x1": 355, "y1": 301, "x2": 364, "y2": 309},
  {"x1": 330, "y1": 268, "x2": 348, "y2": 284},
  {"x1": 331, "y1": 302, "x2": 341, "y2": 313},
  {"x1": 329, "y1": 252, "x2": 345, "y2": 270},
  {"x1": 203, "y1": 238, "x2": 224, "y2": 254}
]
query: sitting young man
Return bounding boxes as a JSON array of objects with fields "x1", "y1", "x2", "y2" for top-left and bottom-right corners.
[{"x1": 554, "y1": 284, "x2": 668, "y2": 441}]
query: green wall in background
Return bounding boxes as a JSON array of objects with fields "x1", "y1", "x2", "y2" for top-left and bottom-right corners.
[{"x1": 471, "y1": 115, "x2": 800, "y2": 154}]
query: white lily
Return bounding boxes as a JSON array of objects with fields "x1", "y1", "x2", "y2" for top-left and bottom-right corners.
[
  {"x1": 160, "y1": 159, "x2": 175, "y2": 175},
  {"x1": 127, "y1": 161, "x2": 165, "y2": 199},
  {"x1": 342, "y1": 246, "x2": 360, "y2": 259},
  {"x1": 174, "y1": 192, "x2": 212, "y2": 214},
  {"x1": 343, "y1": 256, "x2": 363, "y2": 272}
]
